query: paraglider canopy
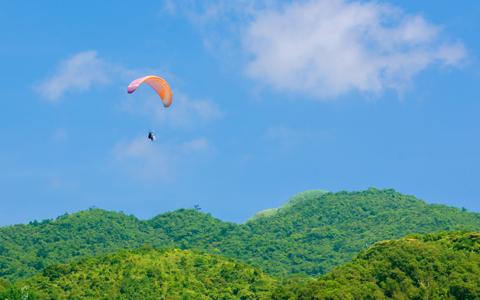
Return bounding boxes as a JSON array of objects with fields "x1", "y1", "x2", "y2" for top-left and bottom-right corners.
[{"x1": 127, "y1": 75, "x2": 173, "y2": 108}]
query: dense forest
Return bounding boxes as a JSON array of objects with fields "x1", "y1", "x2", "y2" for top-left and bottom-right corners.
[
  {"x1": 1, "y1": 232, "x2": 479, "y2": 299},
  {"x1": 1, "y1": 189, "x2": 480, "y2": 281},
  {"x1": 0, "y1": 248, "x2": 275, "y2": 299},
  {"x1": 2, "y1": 189, "x2": 480, "y2": 299},
  {"x1": 271, "y1": 232, "x2": 480, "y2": 299}
]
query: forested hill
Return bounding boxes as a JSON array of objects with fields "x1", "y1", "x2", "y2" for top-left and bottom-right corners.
[
  {"x1": 1, "y1": 188, "x2": 480, "y2": 280},
  {"x1": 272, "y1": 232, "x2": 480, "y2": 299},
  {"x1": 2, "y1": 232, "x2": 479, "y2": 299},
  {"x1": 0, "y1": 249, "x2": 275, "y2": 299},
  {"x1": 229, "y1": 188, "x2": 480, "y2": 274}
]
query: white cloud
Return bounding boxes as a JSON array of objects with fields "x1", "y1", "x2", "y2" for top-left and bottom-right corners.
[
  {"x1": 164, "y1": 1, "x2": 466, "y2": 99},
  {"x1": 112, "y1": 136, "x2": 210, "y2": 180},
  {"x1": 122, "y1": 92, "x2": 222, "y2": 129},
  {"x1": 36, "y1": 50, "x2": 144, "y2": 102},
  {"x1": 243, "y1": 0, "x2": 466, "y2": 98},
  {"x1": 36, "y1": 51, "x2": 112, "y2": 101}
]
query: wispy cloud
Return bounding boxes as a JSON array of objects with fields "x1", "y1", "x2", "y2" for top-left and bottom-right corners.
[
  {"x1": 122, "y1": 91, "x2": 222, "y2": 129},
  {"x1": 36, "y1": 51, "x2": 113, "y2": 101},
  {"x1": 112, "y1": 136, "x2": 210, "y2": 180},
  {"x1": 35, "y1": 50, "x2": 144, "y2": 102},
  {"x1": 161, "y1": 1, "x2": 275, "y2": 59}
]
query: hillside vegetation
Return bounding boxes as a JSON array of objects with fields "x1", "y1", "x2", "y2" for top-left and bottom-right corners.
[
  {"x1": 2, "y1": 188, "x2": 480, "y2": 280},
  {"x1": 0, "y1": 210, "x2": 165, "y2": 279},
  {"x1": 272, "y1": 232, "x2": 480, "y2": 299},
  {"x1": 1, "y1": 248, "x2": 275, "y2": 299},
  {"x1": 228, "y1": 188, "x2": 480, "y2": 275},
  {"x1": 1, "y1": 232, "x2": 479, "y2": 299}
]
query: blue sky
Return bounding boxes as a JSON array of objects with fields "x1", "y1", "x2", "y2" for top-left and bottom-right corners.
[{"x1": 1, "y1": 0, "x2": 479, "y2": 225}]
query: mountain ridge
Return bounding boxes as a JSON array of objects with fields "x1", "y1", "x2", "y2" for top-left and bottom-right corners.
[{"x1": 2, "y1": 188, "x2": 480, "y2": 280}]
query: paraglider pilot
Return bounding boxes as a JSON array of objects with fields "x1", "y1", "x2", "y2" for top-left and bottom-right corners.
[{"x1": 148, "y1": 132, "x2": 156, "y2": 141}]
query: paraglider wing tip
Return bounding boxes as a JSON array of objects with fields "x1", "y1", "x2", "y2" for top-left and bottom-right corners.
[{"x1": 127, "y1": 88, "x2": 135, "y2": 94}]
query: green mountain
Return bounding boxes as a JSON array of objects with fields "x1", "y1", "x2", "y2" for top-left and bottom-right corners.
[
  {"x1": 272, "y1": 232, "x2": 480, "y2": 299},
  {"x1": 0, "y1": 209, "x2": 165, "y2": 279},
  {"x1": 224, "y1": 188, "x2": 480, "y2": 275},
  {"x1": 1, "y1": 248, "x2": 275, "y2": 300},
  {"x1": 2, "y1": 188, "x2": 480, "y2": 280},
  {"x1": 2, "y1": 232, "x2": 479, "y2": 299}
]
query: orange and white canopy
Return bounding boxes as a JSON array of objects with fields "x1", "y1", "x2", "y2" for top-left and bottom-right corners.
[{"x1": 127, "y1": 75, "x2": 173, "y2": 108}]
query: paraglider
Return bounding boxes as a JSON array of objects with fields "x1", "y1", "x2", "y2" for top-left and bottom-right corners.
[
  {"x1": 147, "y1": 131, "x2": 156, "y2": 141},
  {"x1": 127, "y1": 75, "x2": 173, "y2": 141},
  {"x1": 127, "y1": 75, "x2": 173, "y2": 107}
]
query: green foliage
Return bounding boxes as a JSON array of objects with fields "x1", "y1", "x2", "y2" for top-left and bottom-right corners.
[
  {"x1": 146, "y1": 209, "x2": 236, "y2": 250},
  {"x1": 248, "y1": 190, "x2": 328, "y2": 221},
  {"x1": 270, "y1": 232, "x2": 480, "y2": 299},
  {"x1": 3, "y1": 249, "x2": 275, "y2": 299},
  {"x1": 2, "y1": 232, "x2": 480, "y2": 299},
  {"x1": 2, "y1": 188, "x2": 480, "y2": 281},
  {"x1": 219, "y1": 188, "x2": 480, "y2": 275},
  {"x1": 0, "y1": 209, "x2": 169, "y2": 280}
]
